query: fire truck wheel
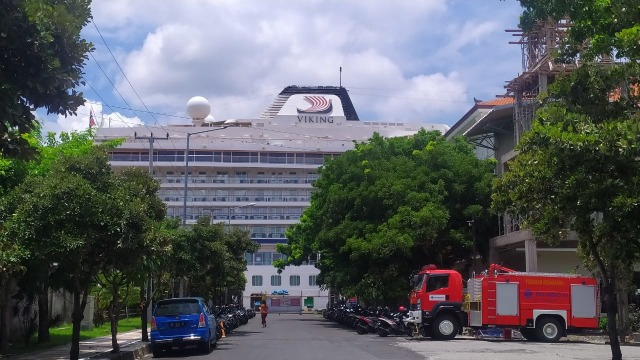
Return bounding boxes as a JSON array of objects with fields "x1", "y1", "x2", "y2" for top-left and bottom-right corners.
[
  {"x1": 432, "y1": 314, "x2": 459, "y2": 340},
  {"x1": 519, "y1": 327, "x2": 536, "y2": 341},
  {"x1": 535, "y1": 317, "x2": 562, "y2": 343}
]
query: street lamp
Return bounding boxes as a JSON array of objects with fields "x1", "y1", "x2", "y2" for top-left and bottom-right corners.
[
  {"x1": 180, "y1": 97, "x2": 253, "y2": 297},
  {"x1": 228, "y1": 203, "x2": 256, "y2": 225},
  {"x1": 182, "y1": 97, "x2": 252, "y2": 225}
]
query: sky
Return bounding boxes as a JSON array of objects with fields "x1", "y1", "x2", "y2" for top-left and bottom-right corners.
[{"x1": 43, "y1": 0, "x2": 525, "y2": 134}]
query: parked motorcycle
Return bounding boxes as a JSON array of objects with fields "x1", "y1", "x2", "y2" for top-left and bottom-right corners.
[{"x1": 376, "y1": 307, "x2": 412, "y2": 337}]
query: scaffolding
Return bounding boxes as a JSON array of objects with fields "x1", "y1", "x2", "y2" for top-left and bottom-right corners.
[{"x1": 504, "y1": 20, "x2": 575, "y2": 144}]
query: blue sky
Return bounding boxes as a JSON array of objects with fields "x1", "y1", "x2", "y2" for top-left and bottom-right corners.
[{"x1": 44, "y1": 0, "x2": 525, "y2": 133}]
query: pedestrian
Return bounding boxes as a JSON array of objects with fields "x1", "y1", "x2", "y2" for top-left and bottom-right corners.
[{"x1": 260, "y1": 300, "x2": 268, "y2": 327}]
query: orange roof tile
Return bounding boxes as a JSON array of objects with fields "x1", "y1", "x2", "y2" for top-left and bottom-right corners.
[{"x1": 478, "y1": 97, "x2": 514, "y2": 106}]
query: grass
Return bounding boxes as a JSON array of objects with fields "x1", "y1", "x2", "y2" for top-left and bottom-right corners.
[{"x1": 0, "y1": 317, "x2": 142, "y2": 357}]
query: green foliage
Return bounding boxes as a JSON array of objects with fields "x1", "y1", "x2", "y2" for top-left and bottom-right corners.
[
  {"x1": 0, "y1": 0, "x2": 94, "y2": 159},
  {"x1": 276, "y1": 130, "x2": 496, "y2": 304},
  {"x1": 518, "y1": 0, "x2": 640, "y2": 61},
  {"x1": 596, "y1": 305, "x2": 640, "y2": 332},
  {"x1": 167, "y1": 217, "x2": 258, "y2": 300},
  {"x1": 600, "y1": 316, "x2": 608, "y2": 331},
  {"x1": 631, "y1": 304, "x2": 640, "y2": 333},
  {"x1": 0, "y1": 134, "x2": 168, "y2": 358},
  {"x1": 492, "y1": 9, "x2": 640, "y2": 353}
]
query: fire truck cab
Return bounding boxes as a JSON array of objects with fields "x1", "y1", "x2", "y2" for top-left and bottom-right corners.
[
  {"x1": 406, "y1": 265, "x2": 466, "y2": 339},
  {"x1": 406, "y1": 264, "x2": 599, "y2": 342}
]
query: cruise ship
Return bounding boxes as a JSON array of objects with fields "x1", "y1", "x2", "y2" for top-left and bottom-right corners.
[{"x1": 95, "y1": 86, "x2": 449, "y2": 310}]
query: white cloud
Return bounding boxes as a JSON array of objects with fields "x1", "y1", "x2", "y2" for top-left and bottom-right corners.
[
  {"x1": 41, "y1": 101, "x2": 144, "y2": 135},
  {"x1": 74, "y1": 0, "x2": 524, "y2": 127},
  {"x1": 439, "y1": 21, "x2": 500, "y2": 58}
]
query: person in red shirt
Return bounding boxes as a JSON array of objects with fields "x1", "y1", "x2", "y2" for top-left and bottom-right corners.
[{"x1": 259, "y1": 300, "x2": 268, "y2": 327}]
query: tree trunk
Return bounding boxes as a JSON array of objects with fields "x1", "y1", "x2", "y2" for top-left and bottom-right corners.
[
  {"x1": 70, "y1": 271, "x2": 90, "y2": 360},
  {"x1": 616, "y1": 278, "x2": 630, "y2": 343},
  {"x1": 0, "y1": 273, "x2": 10, "y2": 352},
  {"x1": 70, "y1": 279, "x2": 83, "y2": 360},
  {"x1": 109, "y1": 281, "x2": 121, "y2": 353},
  {"x1": 604, "y1": 282, "x2": 623, "y2": 360},
  {"x1": 141, "y1": 273, "x2": 152, "y2": 342},
  {"x1": 37, "y1": 278, "x2": 50, "y2": 343}
]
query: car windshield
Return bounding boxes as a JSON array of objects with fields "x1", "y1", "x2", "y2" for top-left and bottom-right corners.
[
  {"x1": 155, "y1": 299, "x2": 202, "y2": 316},
  {"x1": 413, "y1": 274, "x2": 426, "y2": 292}
]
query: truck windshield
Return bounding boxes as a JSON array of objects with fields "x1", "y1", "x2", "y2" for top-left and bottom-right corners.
[{"x1": 413, "y1": 274, "x2": 426, "y2": 291}]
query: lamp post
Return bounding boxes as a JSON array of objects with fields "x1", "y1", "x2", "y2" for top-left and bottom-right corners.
[
  {"x1": 179, "y1": 97, "x2": 227, "y2": 298},
  {"x1": 182, "y1": 96, "x2": 232, "y2": 226},
  {"x1": 181, "y1": 126, "x2": 230, "y2": 225},
  {"x1": 228, "y1": 202, "x2": 256, "y2": 225}
]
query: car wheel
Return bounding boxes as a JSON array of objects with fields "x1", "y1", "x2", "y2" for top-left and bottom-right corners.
[
  {"x1": 431, "y1": 314, "x2": 459, "y2": 340},
  {"x1": 535, "y1": 317, "x2": 562, "y2": 343},
  {"x1": 199, "y1": 332, "x2": 211, "y2": 354},
  {"x1": 152, "y1": 344, "x2": 163, "y2": 358}
]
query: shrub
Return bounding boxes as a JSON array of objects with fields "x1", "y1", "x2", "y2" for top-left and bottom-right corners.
[
  {"x1": 599, "y1": 316, "x2": 608, "y2": 331},
  {"x1": 630, "y1": 304, "x2": 640, "y2": 333}
]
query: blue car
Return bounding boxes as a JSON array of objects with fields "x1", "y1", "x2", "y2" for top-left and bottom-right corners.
[{"x1": 151, "y1": 297, "x2": 217, "y2": 357}]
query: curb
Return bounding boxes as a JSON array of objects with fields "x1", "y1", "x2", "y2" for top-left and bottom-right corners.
[{"x1": 86, "y1": 342, "x2": 150, "y2": 360}]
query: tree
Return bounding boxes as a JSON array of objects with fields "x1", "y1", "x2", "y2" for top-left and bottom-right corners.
[
  {"x1": 2, "y1": 130, "x2": 108, "y2": 347},
  {"x1": 0, "y1": 152, "x2": 31, "y2": 350},
  {"x1": 96, "y1": 168, "x2": 166, "y2": 353},
  {"x1": 138, "y1": 217, "x2": 178, "y2": 342},
  {"x1": 493, "y1": 64, "x2": 640, "y2": 360},
  {"x1": 276, "y1": 130, "x2": 496, "y2": 304},
  {"x1": 1, "y1": 144, "x2": 165, "y2": 360},
  {"x1": 518, "y1": 0, "x2": 640, "y2": 62},
  {"x1": 14, "y1": 130, "x2": 99, "y2": 345},
  {"x1": 168, "y1": 218, "x2": 257, "y2": 301},
  {"x1": 0, "y1": 0, "x2": 93, "y2": 159},
  {"x1": 492, "y1": 2, "x2": 640, "y2": 359}
]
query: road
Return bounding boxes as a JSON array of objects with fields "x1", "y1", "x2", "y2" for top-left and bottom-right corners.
[{"x1": 143, "y1": 314, "x2": 640, "y2": 360}]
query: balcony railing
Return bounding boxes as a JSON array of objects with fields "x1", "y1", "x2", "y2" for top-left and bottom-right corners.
[
  {"x1": 161, "y1": 195, "x2": 311, "y2": 203},
  {"x1": 158, "y1": 176, "x2": 317, "y2": 185}
]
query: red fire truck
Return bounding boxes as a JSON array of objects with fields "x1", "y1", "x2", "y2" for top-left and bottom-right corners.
[{"x1": 405, "y1": 264, "x2": 599, "y2": 342}]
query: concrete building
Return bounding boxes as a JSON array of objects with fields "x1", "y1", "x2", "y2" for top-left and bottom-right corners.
[
  {"x1": 445, "y1": 97, "x2": 585, "y2": 274},
  {"x1": 95, "y1": 85, "x2": 448, "y2": 310}
]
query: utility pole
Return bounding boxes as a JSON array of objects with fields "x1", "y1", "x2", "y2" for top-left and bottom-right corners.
[
  {"x1": 134, "y1": 131, "x2": 169, "y2": 174},
  {"x1": 134, "y1": 131, "x2": 169, "y2": 340}
]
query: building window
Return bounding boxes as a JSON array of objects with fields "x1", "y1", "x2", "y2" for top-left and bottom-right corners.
[
  {"x1": 245, "y1": 252, "x2": 253, "y2": 265},
  {"x1": 252, "y1": 275, "x2": 263, "y2": 286},
  {"x1": 309, "y1": 275, "x2": 318, "y2": 286},
  {"x1": 271, "y1": 275, "x2": 282, "y2": 286},
  {"x1": 290, "y1": 275, "x2": 300, "y2": 286}
]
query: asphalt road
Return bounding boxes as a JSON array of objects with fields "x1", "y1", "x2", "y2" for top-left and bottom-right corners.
[{"x1": 144, "y1": 314, "x2": 640, "y2": 360}]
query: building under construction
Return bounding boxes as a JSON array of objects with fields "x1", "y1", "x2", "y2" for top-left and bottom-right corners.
[
  {"x1": 445, "y1": 19, "x2": 588, "y2": 274},
  {"x1": 505, "y1": 19, "x2": 578, "y2": 145}
]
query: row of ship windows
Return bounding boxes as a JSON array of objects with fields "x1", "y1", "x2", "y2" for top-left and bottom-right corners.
[
  {"x1": 110, "y1": 151, "x2": 338, "y2": 165},
  {"x1": 251, "y1": 275, "x2": 318, "y2": 287},
  {"x1": 167, "y1": 207, "x2": 303, "y2": 217},
  {"x1": 245, "y1": 252, "x2": 318, "y2": 266},
  {"x1": 162, "y1": 178, "x2": 316, "y2": 185},
  {"x1": 164, "y1": 222, "x2": 290, "y2": 238},
  {"x1": 161, "y1": 196, "x2": 311, "y2": 203},
  {"x1": 157, "y1": 171, "x2": 319, "y2": 185}
]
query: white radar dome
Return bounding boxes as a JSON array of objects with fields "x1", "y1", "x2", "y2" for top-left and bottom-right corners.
[
  {"x1": 186, "y1": 96, "x2": 211, "y2": 120},
  {"x1": 204, "y1": 114, "x2": 216, "y2": 123}
]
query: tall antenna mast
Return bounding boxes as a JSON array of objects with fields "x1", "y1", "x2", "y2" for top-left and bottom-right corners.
[{"x1": 339, "y1": 66, "x2": 342, "y2": 87}]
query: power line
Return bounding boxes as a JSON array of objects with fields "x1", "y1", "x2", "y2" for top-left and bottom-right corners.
[{"x1": 82, "y1": 77, "x2": 205, "y2": 204}]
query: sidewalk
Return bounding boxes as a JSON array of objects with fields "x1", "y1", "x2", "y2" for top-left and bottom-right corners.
[{"x1": 11, "y1": 330, "x2": 150, "y2": 360}]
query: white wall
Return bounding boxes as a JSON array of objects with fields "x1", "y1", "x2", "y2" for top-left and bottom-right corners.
[{"x1": 243, "y1": 264, "x2": 328, "y2": 308}]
